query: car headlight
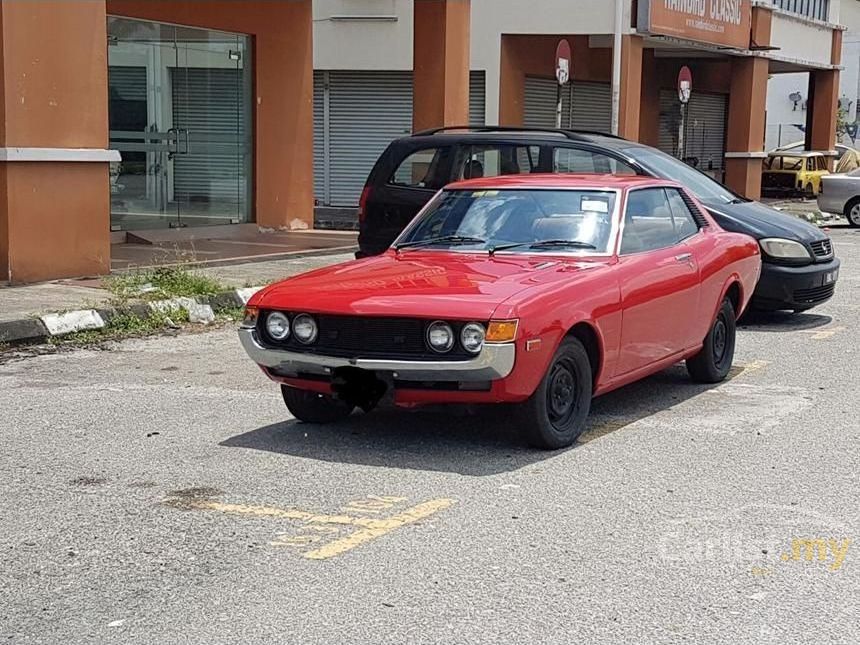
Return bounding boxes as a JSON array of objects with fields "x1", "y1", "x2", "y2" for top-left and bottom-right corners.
[
  {"x1": 266, "y1": 312, "x2": 290, "y2": 340},
  {"x1": 759, "y1": 238, "x2": 812, "y2": 260},
  {"x1": 427, "y1": 321, "x2": 455, "y2": 353},
  {"x1": 460, "y1": 323, "x2": 486, "y2": 354},
  {"x1": 292, "y1": 314, "x2": 318, "y2": 344}
]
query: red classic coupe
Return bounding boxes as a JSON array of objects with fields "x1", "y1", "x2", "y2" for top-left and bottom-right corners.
[{"x1": 240, "y1": 175, "x2": 761, "y2": 449}]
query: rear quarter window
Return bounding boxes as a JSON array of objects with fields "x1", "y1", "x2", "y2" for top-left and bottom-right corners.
[{"x1": 389, "y1": 147, "x2": 449, "y2": 189}]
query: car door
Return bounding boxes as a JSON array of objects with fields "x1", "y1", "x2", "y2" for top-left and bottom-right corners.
[
  {"x1": 362, "y1": 145, "x2": 453, "y2": 253},
  {"x1": 614, "y1": 187, "x2": 702, "y2": 377}
]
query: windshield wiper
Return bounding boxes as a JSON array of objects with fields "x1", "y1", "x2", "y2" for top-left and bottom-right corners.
[
  {"x1": 489, "y1": 239, "x2": 597, "y2": 254},
  {"x1": 394, "y1": 235, "x2": 487, "y2": 251}
]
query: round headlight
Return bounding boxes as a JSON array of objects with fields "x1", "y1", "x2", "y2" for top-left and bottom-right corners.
[
  {"x1": 427, "y1": 321, "x2": 454, "y2": 353},
  {"x1": 266, "y1": 312, "x2": 290, "y2": 340},
  {"x1": 292, "y1": 314, "x2": 318, "y2": 344},
  {"x1": 460, "y1": 323, "x2": 486, "y2": 354}
]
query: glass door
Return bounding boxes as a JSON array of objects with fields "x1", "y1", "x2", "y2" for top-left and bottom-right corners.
[{"x1": 108, "y1": 17, "x2": 252, "y2": 231}]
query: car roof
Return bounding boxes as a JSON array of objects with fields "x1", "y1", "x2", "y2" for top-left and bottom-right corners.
[
  {"x1": 398, "y1": 128, "x2": 635, "y2": 149},
  {"x1": 446, "y1": 173, "x2": 675, "y2": 191}
]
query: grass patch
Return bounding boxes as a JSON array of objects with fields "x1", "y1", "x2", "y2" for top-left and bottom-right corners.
[
  {"x1": 106, "y1": 266, "x2": 226, "y2": 302},
  {"x1": 49, "y1": 306, "x2": 190, "y2": 347}
]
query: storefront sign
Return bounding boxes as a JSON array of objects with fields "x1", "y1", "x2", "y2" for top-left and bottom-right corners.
[{"x1": 638, "y1": 0, "x2": 752, "y2": 50}]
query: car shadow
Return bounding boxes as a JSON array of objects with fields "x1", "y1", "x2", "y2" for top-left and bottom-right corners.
[
  {"x1": 738, "y1": 310, "x2": 832, "y2": 332},
  {"x1": 220, "y1": 364, "x2": 734, "y2": 476}
]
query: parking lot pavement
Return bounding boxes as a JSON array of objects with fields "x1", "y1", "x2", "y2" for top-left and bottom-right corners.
[{"x1": 1, "y1": 226, "x2": 858, "y2": 644}]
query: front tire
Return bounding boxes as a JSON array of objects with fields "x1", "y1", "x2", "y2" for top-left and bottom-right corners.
[
  {"x1": 518, "y1": 337, "x2": 592, "y2": 450},
  {"x1": 686, "y1": 298, "x2": 736, "y2": 383},
  {"x1": 281, "y1": 385, "x2": 354, "y2": 424},
  {"x1": 844, "y1": 198, "x2": 860, "y2": 227}
]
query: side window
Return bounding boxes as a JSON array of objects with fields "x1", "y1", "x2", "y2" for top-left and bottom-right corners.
[
  {"x1": 390, "y1": 147, "x2": 447, "y2": 189},
  {"x1": 455, "y1": 145, "x2": 539, "y2": 180},
  {"x1": 665, "y1": 189, "x2": 701, "y2": 242},
  {"x1": 553, "y1": 148, "x2": 636, "y2": 175},
  {"x1": 620, "y1": 188, "x2": 678, "y2": 254}
]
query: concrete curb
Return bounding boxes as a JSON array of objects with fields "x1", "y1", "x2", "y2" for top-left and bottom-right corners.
[{"x1": 0, "y1": 285, "x2": 265, "y2": 346}]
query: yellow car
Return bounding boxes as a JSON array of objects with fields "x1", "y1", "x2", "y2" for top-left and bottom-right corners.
[{"x1": 762, "y1": 151, "x2": 830, "y2": 196}]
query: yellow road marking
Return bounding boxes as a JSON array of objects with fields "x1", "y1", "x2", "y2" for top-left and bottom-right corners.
[
  {"x1": 304, "y1": 498, "x2": 454, "y2": 560},
  {"x1": 736, "y1": 359, "x2": 770, "y2": 378},
  {"x1": 801, "y1": 326, "x2": 846, "y2": 340},
  {"x1": 578, "y1": 419, "x2": 630, "y2": 443},
  {"x1": 166, "y1": 495, "x2": 455, "y2": 560}
]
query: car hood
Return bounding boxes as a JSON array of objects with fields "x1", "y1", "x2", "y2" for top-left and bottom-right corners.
[
  {"x1": 252, "y1": 251, "x2": 603, "y2": 320},
  {"x1": 704, "y1": 199, "x2": 827, "y2": 243}
]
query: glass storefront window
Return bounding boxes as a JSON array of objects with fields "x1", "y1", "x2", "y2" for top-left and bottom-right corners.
[{"x1": 107, "y1": 17, "x2": 253, "y2": 230}]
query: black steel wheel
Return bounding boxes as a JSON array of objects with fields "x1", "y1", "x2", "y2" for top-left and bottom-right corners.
[
  {"x1": 518, "y1": 337, "x2": 592, "y2": 449},
  {"x1": 686, "y1": 297, "x2": 736, "y2": 383}
]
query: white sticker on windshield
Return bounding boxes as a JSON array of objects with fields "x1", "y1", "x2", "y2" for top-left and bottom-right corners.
[{"x1": 581, "y1": 198, "x2": 609, "y2": 213}]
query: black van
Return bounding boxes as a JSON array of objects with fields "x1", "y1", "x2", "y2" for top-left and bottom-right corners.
[{"x1": 356, "y1": 126, "x2": 839, "y2": 313}]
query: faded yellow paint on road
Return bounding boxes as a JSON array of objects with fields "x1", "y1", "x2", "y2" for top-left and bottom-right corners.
[
  {"x1": 165, "y1": 494, "x2": 455, "y2": 560},
  {"x1": 800, "y1": 326, "x2": 846, "y2": 340},
  {"x1": 304, "y1": 498, "x2": 455, "y2": 560},
  {"x1": 731, "y1": 359, "x2": 770, "y2": 379}
]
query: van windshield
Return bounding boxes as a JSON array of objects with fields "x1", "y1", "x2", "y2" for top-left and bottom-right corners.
[{"x1": 624, "y1": 146, "x2": 746, "y2": 205}]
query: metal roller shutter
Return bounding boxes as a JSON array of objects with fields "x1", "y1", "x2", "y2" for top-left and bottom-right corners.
[
  {"x1": 109, "y1": 66, "x2": 146, "y2": 101},
  {"x1": 524, "y1": 76, "x2": 611, "y2": 132},
  {"x1": 313, "y1": 70, "x2": 491, "y2": 207},
  {"x1": 328, "y1": 71, "x2": 413, "y2": 207},
  {"x1": 658, "y1": 90, "x2": 728, "y2": 179},
  {"x1": 470, "y1": 71, "x2": 487, "y2": 126},
  {"x1": 171, "y1": 67, "x2": 246, "y2": 203},
  {"x1": 313, "y1": 71, "x2": 326, "y2": 204}
]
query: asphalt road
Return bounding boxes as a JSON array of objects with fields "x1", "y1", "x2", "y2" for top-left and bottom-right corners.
[{"x1": 2, "y1": 226, "x2": 858, "y2": 644}]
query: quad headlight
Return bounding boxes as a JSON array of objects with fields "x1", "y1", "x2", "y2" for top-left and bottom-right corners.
[
  {"x1": 759, "y1": 238, "x2": 812, "y2": 260},
  {"x1": 460, "y1": 323, "x2": 486, "y2": 354},
  {"x1": 427, "y1": 321, "x2": 455, "y2": 353},
  {"x1": 266, "y1": 311, "x2": 290, "y2": 340},
  {"x1": 292, "y1": 314, "x2": 319, "y2": 344}
]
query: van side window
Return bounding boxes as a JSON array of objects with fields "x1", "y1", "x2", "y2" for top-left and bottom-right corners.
[
  {"x1": 454, "y1": 145, "x2": 540, "y2": 180},
  {"x1": 554, "y1": 148, "x2": 636, "y2": 175},
  {"x1": 390, "y1": 148, "x2": 448, "y2": 189}
]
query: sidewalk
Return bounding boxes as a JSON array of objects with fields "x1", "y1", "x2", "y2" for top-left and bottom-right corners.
[{"x1": 0, "y1": 252, "x2": 354, "y2": 343}]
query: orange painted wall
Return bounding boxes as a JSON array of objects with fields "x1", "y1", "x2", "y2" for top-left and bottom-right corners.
[
  {"x1": 0, "y1": 1, "x2": 110, "y2": 282},
  {"x1": 107, "y1": 0, "x2": 315, "y2": 230},
  {"x1": 413, "y1": 0, "x2": 471, "y2": 132}
]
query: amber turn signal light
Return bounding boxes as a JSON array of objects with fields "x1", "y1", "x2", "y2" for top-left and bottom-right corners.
[
  {"x1": 485, "y1": 319, "x2": 519, "y2": 343},
  {"x1": 241, "y1": 305, "x2": 259, "y2": 329}
]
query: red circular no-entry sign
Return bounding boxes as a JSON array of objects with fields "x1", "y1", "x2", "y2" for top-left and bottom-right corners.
[
  {"x1": 555, "y1": 39, "x2": 571, "y2": 86},
  {"x1": 678, "y1": 66, "x2": 693, "y2": 104}
]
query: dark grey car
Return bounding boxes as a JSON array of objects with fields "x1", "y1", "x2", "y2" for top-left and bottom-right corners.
[{"x1": 357, "y1": 127, "x2": 839, "y2": 312}]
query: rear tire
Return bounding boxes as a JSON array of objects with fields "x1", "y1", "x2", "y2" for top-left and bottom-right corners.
[
  {"x1": 281, "y1": 385, "x2": 354, "y2": 424},
  {"x1": 844, "y1": 198, "x2": 860, "y2": 227},
  {"x1": 686, "y1": 298, "x2": 736, "y2": 383},
  {"x1": 518, "y1": 337, "x2": 592, "y2": 450}
]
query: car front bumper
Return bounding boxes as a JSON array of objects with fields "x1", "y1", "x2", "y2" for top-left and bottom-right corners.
[
  {"x1": 752, "y1": 257, "x2": 841, "y2": 311},
  {"x1": 238, "y1": 328, "x2": 516, "y2": 382}
]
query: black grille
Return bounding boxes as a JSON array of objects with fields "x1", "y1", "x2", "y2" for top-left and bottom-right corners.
[
  {"x1": 810, "y1": 238, "x2": 833, "y2": 259},
  {"x1": 258, "y1": 312, "x2": 475, "y2": 361},
  {"x1": 794, "y1": 283, "x2": 835, "y2": 304}
]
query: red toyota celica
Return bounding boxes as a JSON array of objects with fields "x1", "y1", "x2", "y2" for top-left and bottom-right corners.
[{"x1": 240, "y1": 175, "x2": 761, "y2": 449}]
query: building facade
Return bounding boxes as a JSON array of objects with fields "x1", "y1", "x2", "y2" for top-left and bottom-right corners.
[{"x1": 0, "y1": 0, "x2": 846, "y2": 283}]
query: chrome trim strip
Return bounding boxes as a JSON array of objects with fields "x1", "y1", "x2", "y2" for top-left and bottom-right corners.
[{"x1": 238, "y1": 328, "x2": 515, "y2": 382}]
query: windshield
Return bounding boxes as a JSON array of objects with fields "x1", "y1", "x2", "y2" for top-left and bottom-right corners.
[
  {"x1": 396, "y1": 189, "x2": 618, "y2": 254},
  {"x1": 624, "y1": 146, "x2": 744, "y2": 205}
]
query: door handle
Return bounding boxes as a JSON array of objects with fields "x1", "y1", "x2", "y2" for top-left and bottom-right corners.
[{"x1": 675, "y1": 253, "x2": 693, "y2": 262}]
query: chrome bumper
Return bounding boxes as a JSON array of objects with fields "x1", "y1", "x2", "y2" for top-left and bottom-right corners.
[{"x1": 238, "y1": 328, "x2": 515, "y2": 382}]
